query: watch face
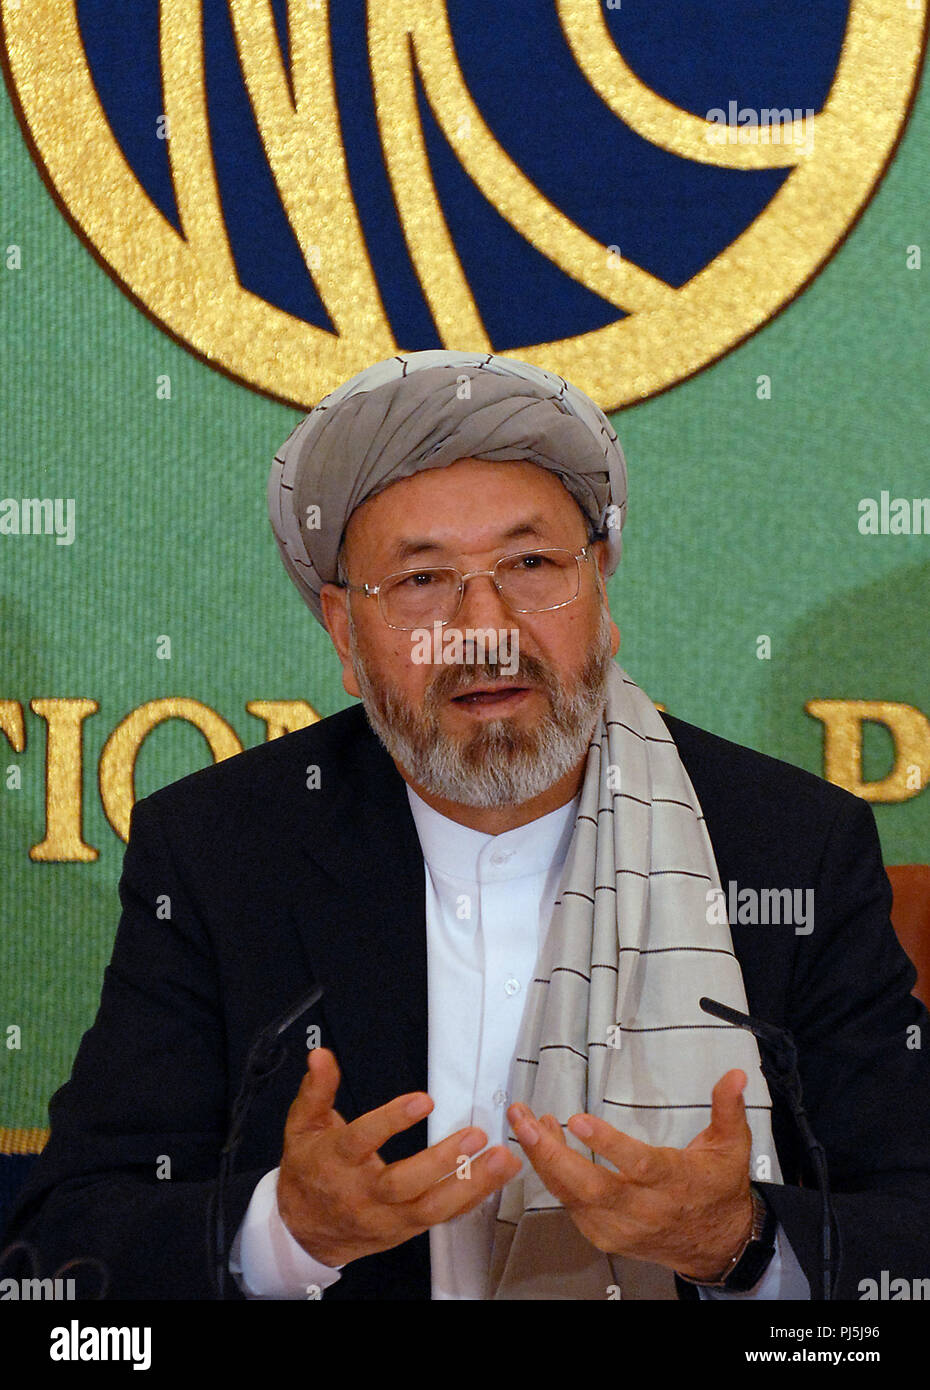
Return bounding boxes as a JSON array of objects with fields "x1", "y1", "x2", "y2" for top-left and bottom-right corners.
[
  {"x1": 724, "y1": 1192, "x2": 778, "y2": 1291},
  {"x1": 724, "y1": 1246, "x2": 775, "y2": 1292}
]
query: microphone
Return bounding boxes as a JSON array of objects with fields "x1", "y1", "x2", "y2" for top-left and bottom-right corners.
[
  {"x1": 699, "y1": 996, "x2": 842, "y2": 1301},
  {"x1": 209, "y1": 983, "x2": 324, "y2": 1299},
  {"x1": 699, "y1": 995, "x2": 798, "y2": 1074}
]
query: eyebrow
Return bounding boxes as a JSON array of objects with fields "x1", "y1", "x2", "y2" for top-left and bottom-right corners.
[{"x1": 389, "y1": 517, "x2": 551, "y2": 566}]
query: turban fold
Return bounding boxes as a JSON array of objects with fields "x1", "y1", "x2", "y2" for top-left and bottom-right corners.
[{"x1": 268, "y1": 351, "x2": 627, "y2": 625}]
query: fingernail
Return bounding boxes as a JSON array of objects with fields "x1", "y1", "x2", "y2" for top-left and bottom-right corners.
[
  {"x1": 488, "y1": 1148, "x2": 513, "y2": 1175},
  {"x1": 404, "y1": 1095, "x2": 431, "y2": 1119},
  {"x1": 570, "y1": 1115, "x2": 593, "y2": 1138}
]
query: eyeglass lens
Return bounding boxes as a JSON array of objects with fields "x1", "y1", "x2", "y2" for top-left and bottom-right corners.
[{"x1": 380, "y1": 550, "x2": 580, "y2": 627}]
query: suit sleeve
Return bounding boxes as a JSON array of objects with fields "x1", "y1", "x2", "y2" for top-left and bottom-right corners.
[
  {"x1": 1, "y1": 795, "x2": 263, "y2": 1300},
  {"x1": 756, "y1": 792, "x2": 930, "y2": 1300}
]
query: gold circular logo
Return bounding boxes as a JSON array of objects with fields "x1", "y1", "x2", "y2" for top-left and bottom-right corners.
[{"x1": 2, "y1": 0, "x2": 926, "y2": 410}]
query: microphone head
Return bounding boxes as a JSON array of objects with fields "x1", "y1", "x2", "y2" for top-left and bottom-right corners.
[{"x1": 699, "y1": 995, "x2": 745, "y2": 1026}]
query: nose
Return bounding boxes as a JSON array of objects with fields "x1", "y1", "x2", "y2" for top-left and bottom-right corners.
[{"x1": 453, "y1": 568, "x2": 516, "y2": 633}]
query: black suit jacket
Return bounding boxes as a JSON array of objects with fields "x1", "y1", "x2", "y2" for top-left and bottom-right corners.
[{"x1": 5, "y1": 702, "x2": 930, "y2": 1299}]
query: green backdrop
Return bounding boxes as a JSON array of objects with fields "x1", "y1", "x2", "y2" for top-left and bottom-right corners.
[{"x1": 1, "y1": 13, "x2": 928, "y2": 1144}]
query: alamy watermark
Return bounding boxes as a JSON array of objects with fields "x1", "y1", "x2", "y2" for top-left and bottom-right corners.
[
  {"x1": 706, "y1": 881, "x2": 814, "y2": 935},
  {"x1": 0, "y1": 1275, "x2": 76, "y2": 1300},
  {"x1": 0, "y1": 496, "x2": 75, "y2": 546},
  {"x1": 49, "y1": 1320, "x2": 151, "y2": 1369},
  {"x1": 857, "y1": 491, "x2": 930, "y2": 535},
  {"x1": 859, "y1": 1271, "x2": 930, "y2": 1299},
  {"x1": 410, "y1": 623, "x2": 519, "y2": 677},
  {"x1": 704, "y1": 102, "x2": 815, "y2": 155}
]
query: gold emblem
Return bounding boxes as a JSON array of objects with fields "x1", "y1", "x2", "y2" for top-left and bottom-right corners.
[{"x1": 2, "y1": 0, "x2": 926, "y2": 409}]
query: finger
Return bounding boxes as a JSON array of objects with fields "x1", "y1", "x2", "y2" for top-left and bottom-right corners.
[
  {"x1": 407, "y1": 1145, "x2": 523, "y2": 1227},
  {"x1": 509, "y1": 1105, "x2": 611, "y2": 1207},
  {"x1": 540, "y1": 1114, "x2": 567, "y2": 1145},
  {"x1": 683, "y1": 1069, "x2": 750, "y2": 1156},
  {"x1": 566, "y1": 1113, "x2": 673, "y2": 1185},
  {"x1": 706, "y1": 1069, "x2": 748, "y2": 1141},
  {"x1": 332, "y1": 1090, "x2": 434, "y2": 1165},
  {"x1": 374, "y1": 1126, "x2": 488, "y2": 1204},
  {"x1": 287, "y1": 1048, "x2": 344, "y2": 1134}
]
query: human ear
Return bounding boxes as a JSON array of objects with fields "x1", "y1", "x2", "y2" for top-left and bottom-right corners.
[
  {"x1": 590, "y1": 541, "x2": 621, "y2": 657},
  {"x1": 320, "y1": 584, "x2": 362, "y2": 698}
]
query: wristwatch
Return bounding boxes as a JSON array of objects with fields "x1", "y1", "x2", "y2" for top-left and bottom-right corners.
[{"x1": 677, "y1": 1186, "x2": 777, "y2": 1292}]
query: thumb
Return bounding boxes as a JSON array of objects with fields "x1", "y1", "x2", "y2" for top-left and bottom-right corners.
[
  {"x1": 288, "y1": 1046, "x2": 343, "y2": 1134},
  {"x1": 707, "y1": 1068, "x2": 749, "y2": 1143},
  {"x1": 687, "y1": 1069, "x2": 748, "y2": 1153}
]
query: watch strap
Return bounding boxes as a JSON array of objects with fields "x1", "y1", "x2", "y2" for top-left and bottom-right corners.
[{"x1": 676, "y1": 1186, "x2": 777, "y2": 1292}]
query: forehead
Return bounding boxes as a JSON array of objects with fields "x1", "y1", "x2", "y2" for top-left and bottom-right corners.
[{"x1": 343, "y1": 457, "x2": 588, "y2": 565}]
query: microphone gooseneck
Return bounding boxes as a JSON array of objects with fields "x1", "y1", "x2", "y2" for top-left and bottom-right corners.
[
  {"x1": 700, "y1": 996, "x2": 842, "y2": 1301},
  {"x1": 209, "y1": 983, "x2": 324, "y2": 1299}
]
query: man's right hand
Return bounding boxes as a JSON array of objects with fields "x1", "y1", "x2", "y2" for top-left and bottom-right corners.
[{"x1": 277, "y1": 1047, "x2": 523, "y2": 1268}]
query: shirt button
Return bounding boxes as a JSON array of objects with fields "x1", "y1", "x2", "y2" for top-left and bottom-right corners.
[
  {"x1": 490, "y1": 849, "x2": 513, "y2": 866},
  {"x1": 493, "y1": 1088, "x2": 508, "y2": 1107},
  {"x1": 504, "y1": 977, "x2": 520, "y2": 996}
]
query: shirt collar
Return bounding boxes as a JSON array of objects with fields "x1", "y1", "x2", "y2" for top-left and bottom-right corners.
[{"x1": 406, "y1": 784, "x2": 579, "y2": 882}]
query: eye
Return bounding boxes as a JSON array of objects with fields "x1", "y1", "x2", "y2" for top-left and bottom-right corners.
[
  {"x1": 398, "y1": 570, "x2": 439, "y2": 588},
  {"x1": 513, "y1": 553, "x2": 552, "y2": 570}
]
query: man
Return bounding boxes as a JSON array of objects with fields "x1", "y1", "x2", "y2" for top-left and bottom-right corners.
[{"x1": 5, "y1": 351, "x2": 930, "y2": 1300}]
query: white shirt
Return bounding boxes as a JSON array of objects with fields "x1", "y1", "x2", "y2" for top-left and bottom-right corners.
[{"x1": 231, "y1": 788, "x2": 808, "y2": 1299}]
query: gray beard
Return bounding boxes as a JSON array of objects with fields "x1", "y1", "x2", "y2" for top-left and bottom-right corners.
[{"x1": 348, "y1": 609, "x2": 614, "y2": 808}]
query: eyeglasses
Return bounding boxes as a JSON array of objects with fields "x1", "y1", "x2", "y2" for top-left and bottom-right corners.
[{"x1": 345, "y1": 547, "x2": 592, "y2": 630}]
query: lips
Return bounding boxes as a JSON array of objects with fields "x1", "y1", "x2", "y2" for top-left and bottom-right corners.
[{"x1": 450, "y1": 684, "x2": 531, "y2": 705}]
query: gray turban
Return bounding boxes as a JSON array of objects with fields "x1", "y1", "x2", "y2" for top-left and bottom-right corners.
[{"x1": 268, "y1": 350, "x2": 627, "y2": 625}]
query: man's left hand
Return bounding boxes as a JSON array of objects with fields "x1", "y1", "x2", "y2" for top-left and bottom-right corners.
[{"x1": 507, "y1": 1068, "x2": 755, "y2": 1281}]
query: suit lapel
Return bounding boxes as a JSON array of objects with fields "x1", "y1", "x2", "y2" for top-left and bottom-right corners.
[{"x1": 280, "y1": 712, "x2": 430, "y2": 1163}]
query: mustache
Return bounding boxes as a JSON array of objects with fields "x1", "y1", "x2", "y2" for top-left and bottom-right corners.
[{"x1": 423, "y1": 652, "x2": 558, "y2": 708}]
